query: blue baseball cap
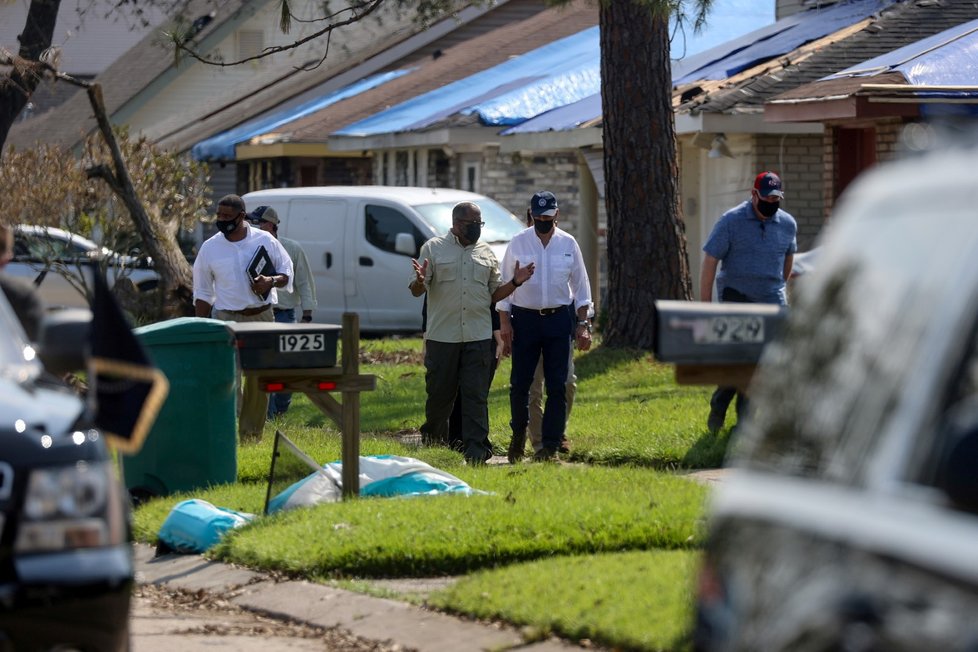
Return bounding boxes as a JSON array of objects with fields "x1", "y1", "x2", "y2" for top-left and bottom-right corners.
[
  {"x1": 753, "y1": 172, "x2": 784, "y2": 198},
  {"x1": 530, "y1": 190, "x2": 558, "y2": 216}
]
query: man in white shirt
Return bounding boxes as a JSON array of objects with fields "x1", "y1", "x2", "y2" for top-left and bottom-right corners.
[
  {"x1": 193, "y1": 194, "x2": 293, "y2": 442},
  {"x1": 498, "y1": 191, "x2": 593, "y2": 461}
]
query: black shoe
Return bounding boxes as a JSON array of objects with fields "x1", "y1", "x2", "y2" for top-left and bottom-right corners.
[
  {"x1": 507, "y1": 431, "x2": 527, "y2": 464},
  {"x1": 707, "y1": 410, "x2": 725, "y2": 435},
  {"x1": 558, "y1": 438, "x2": 571, "y2": 454},
  {"x1": 533, "y1": 447, "x2": 557, "y2": 462}
]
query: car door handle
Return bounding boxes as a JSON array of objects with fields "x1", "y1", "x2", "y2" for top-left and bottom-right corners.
[
  {"x1": 324, "y1": 252, "x2": 332, "y2": 269},
  {"x1": 359, "y1": 257, "x2": 374, "y2": 267}
]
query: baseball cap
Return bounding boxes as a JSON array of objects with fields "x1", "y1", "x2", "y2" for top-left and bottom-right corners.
[
  {"x1": 753, "y1": 172, "x2": 784, "y2": 198},
  {"x1": 530, "y1": 190, "x2": 558, "y2": 217},
  {"x1": 248, "y1": 205, "x2": 280, "y2": 225}
]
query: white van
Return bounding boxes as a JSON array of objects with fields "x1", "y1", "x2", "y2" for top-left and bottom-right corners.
[{"x1": 241, "y1": 186, "x2": 526, "y2": 333}]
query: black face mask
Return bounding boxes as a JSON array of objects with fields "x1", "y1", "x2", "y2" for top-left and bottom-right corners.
[
  {"x1": 757, "y1": 200, "x2": 780, "y2": 218},
  {"x1": 463, "y1": 222, "x2": 481, "y2": 243},
  {"x1": 216, "y1": 216, "x2": 240, "y2": 238},
  {"x1": 533, "y1": 218, "x2": 555, "y2": 234}
]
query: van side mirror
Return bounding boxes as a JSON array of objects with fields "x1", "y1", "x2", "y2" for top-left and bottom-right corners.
[
  {"x1": 37, "y1": 308, "x2": 92, "y2": 375},
  {"x1": 937, "y1": 427, "x2": 978, "y2": 514},
  {"x1": 394, "y1": 233, "x2": 416, "y2": 256}
]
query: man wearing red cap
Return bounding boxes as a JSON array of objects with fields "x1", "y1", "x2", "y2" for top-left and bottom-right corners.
[{"x1": 700, "y1": 171, "x2": 797, "y2": 434}]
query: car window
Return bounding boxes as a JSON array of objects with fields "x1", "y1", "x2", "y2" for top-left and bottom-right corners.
[
  {"x1": 910, "y1": 314, "x2": 978, "y2": 500},
  {"x1": 413, "y1": 198, "x2": 525, "y2": 244},
  {"x1": 364, "y1": 205, "x2": 425, "y2": 256}
]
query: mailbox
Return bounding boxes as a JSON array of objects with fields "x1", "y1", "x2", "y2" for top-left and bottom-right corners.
[
  {"x1": 653, "y1": 300, "x2": 787, "y2": 365},
  {"x1": 227, "y1": 322, "x2": 341, "y2": 370}
]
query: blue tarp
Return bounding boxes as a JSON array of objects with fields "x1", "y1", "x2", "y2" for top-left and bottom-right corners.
[
  {"x1": 504, "y1": 0, "x2": 895, "y2": 135},
  {"x1": 335, "y1": 28, "x2": 601, "y2": 136},
  {"x1": 825, "y1": 18, "x2": 978, "y2": 88},
  {"x1": 190, "y1": 70, "x2": 411, "y2": 161}
]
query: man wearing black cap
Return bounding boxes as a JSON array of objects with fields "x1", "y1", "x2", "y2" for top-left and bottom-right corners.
[
  {"x1": 248, "y1": 205, "x2": 318, "y2": 418},
  {"x1": 498, "y1": 191, "x2": 593, "y2": 462},
  {"x1": 193, "y1": 194, "x2": 294, "y2": 441},
  {"x1": 700, "y1": 171, "x2": 797, "y2": 434}
]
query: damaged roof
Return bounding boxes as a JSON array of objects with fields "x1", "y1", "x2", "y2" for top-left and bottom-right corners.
[{"x1": 677, "y1": 0, "x2": 978, "y2": 117}]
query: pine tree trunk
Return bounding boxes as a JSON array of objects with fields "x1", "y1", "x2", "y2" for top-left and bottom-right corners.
[{"x1": 600, "y1": 1, "x2": 692, "y2": 349}]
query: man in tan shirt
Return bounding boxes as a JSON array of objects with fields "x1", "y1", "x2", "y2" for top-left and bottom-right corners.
[{"x1": 410, "y1": 201, "x2": 532, "y2": 464}]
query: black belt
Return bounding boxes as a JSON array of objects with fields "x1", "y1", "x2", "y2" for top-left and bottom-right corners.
[
  {"x1": 226, "y1": 304, "x2": 271, "y2": 316},
  {"x1": 512, "y1": 305, "x2": 567, "y2": 316}
]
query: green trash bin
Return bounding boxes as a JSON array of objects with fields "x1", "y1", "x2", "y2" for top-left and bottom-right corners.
[{"x1": 124, "y1": 317, "x2": 238, "y2": 499}]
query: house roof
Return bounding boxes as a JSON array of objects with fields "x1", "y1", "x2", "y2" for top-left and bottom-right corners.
[
  {"x1": 504, "y1": 0, "x2": 978, "y2": 142},
  {"x1": 223, "y1": 0, "x2": 598, "y2": 156},
  {"x1": 501, "y1": 0, "x2": 890, "y2": 136},
  {"x1": 767, "y1": 17, "x2": 978, "y2": 120},
  {"x1": 164, "y1": 0, "x2": 553, "y2": 155},
  {"x1": 681, "y1": 0, "x2": 978, "y2": 118},
  {"x1": 6, "y1": 0, "x2": 247, "y2": 151}
]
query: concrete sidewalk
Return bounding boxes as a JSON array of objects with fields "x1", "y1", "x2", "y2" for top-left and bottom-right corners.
[{"x1": 133, "y1": 544, "x2": 591, "y2": 652}]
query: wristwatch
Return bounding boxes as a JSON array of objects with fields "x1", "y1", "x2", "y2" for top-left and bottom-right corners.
[{"x1": 577, "y1": 320, "x2": 592, "y2": 333}]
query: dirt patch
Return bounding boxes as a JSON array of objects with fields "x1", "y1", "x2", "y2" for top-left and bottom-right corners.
[
  {"x1": 134, "y1": 584, "x2": 413, "y2": 651},
  {"x1": 359, "y1": 348, "x2": 424, "y2": 366}
]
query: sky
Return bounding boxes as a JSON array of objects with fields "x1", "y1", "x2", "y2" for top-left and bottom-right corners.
[{"x1": 670, "y1": 0, "x2": 776, "y2": 61}]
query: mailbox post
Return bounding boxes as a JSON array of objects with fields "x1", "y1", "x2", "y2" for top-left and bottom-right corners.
[{"x1": 229, "y1": 312, "x2": 376, "y2": 499}]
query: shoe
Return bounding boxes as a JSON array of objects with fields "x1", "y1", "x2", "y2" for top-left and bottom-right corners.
[
  {"x1": 558, "y1": 438, "x2": 571, "y2": 455},
  {"x1": 533, "y1": 447, "x2": 557, "y2": 462},
  {"x1": 707, "y1": 409, "x2": 725, "y2": 435},
  {"x1": 465, "y1": 448, "x2": 493, "y2": 466},
  {"x1": 507, "y1": 431, "x2": 527, "y2": 464}
]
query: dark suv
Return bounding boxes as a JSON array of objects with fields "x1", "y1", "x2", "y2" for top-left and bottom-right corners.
[
  {"x1": 695, "y1": 139, "x2": 978, "y2": 650},
  {"x1": 0, "y1": 292, "x2": 132, "y2": 650}
]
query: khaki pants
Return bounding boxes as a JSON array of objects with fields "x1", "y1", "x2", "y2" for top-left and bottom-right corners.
[
  {"x1": 528, "y1": 350, "x2": 576, "y2": 452},
  {"x1": 214, "y1": 308, "x2": 273, "y2": 441}
]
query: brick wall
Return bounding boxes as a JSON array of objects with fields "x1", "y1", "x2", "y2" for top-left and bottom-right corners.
[{"x1": 753, "y1": 133, "x2": 825, "y2": 251}]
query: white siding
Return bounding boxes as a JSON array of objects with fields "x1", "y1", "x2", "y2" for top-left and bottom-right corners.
[{"x1": 119, "y1": 0, "x2": 417, "y2": 144}]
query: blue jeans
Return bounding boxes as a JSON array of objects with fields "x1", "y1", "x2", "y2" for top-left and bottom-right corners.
[
  {"x1": 269, "y1": 307, "x2": 296, "y2": 417},
  {"x1": 509, "y1": 306, "x2": 573, "y2": 450}
]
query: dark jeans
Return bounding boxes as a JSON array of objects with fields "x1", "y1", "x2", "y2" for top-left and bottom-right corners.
[
  {"x1": 268, "y1": 307, "x2": 296, "y2": 418},
  {"x1": 509, "y1": 307, "x2": 574, "y2": 450},
  {"x1": 711, "y1": 287, "x2": 752, "y2": 424},
  {"x1": 421, "y1": 339, "x2": 495, "y2": 462}
]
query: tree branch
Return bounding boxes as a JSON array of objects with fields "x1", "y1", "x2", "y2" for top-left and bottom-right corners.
[{"x1": 173, "y1": 0, "x2": 385, "y2": 68}]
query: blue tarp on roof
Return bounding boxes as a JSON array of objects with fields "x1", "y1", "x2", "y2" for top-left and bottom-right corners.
[
  {"x1": 504, "y1": 0, "x2": 894, "y2": 135},
  {"x1": 191, "y1": 70, "x2": 411, "y2": 161},
  {"x1": 825, "y1": 18, "x2": 978, "y2": 87},
  {"x1": 334, "y1": 28, "x2": 601, "y2": 136},
  {"x1": 674, "y1": 0, "x2": 895, "y2": 85}
]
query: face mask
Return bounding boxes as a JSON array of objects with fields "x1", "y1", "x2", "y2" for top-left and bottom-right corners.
[
  {"x1": 216, "y1": 216, "x2": 239, "y2": 238},
  {"x1": 533, "y1": 218, "x2": 555, "y2": 234},
  {"x1": 463, "y1": 222, "x2": 481, "y2": 243},
  {"x1": 757, "y1": 200, "x2": 779, "y2": 218}
]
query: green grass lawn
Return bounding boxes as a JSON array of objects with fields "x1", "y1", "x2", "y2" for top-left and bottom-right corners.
[{"x1": 132, "y1": 338, "x2": 727, "y2": 651}]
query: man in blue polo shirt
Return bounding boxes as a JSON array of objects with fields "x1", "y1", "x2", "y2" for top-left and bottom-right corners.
[{"x1": 699, "y1": 171, "x2": 797, "y2": 434}]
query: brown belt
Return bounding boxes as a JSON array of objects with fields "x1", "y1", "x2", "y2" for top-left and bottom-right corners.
[{"x1": 226, "y1": 304, "x2": 271, "y2": 316}]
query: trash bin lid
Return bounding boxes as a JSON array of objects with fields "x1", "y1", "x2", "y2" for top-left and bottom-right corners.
[{"x1": 135, "y1": 317, "x2": 234, "y2": 346}]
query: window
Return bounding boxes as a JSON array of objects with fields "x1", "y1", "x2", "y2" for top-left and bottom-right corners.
[{"x1": 364, "y1": 205, "x2": 425, "y2": 256}]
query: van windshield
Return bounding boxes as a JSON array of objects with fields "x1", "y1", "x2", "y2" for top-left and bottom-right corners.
[{"x1": 413, "y1": 198, "x2": 526, "y2": 244}]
